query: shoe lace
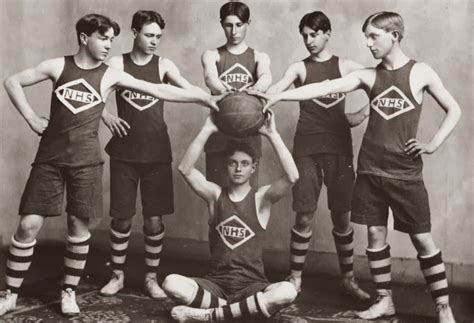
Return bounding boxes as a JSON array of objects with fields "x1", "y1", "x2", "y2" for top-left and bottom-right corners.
[
  {"x1": 436, "y1": 303, "x2": 449, "y2": 313},
  {"x1": 374, "y1": 294, "x2": 386, "y2": 304}
]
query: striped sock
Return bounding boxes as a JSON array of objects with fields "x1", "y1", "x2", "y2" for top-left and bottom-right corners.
[
  {"x1": 63, "y1": 233, "x2": 90, "y2": 291},
  {"x1": 333, "y1": 228, "x2": 355, "y2": 277},
  {"x1": 6, "y1": 236, "x2": 36, "y2": 295},
  {"x1": 418, "y1": 250, "x2": 449, "y2": 305},
  {"x1": 290, "y1": 227, "x2": 312, "y2": 277},
  {"x1": 189, "y1": 285, "x2": 227, "y2": 308},
  {"x1": 211, "y1": 292, "x2": 271, "y2": 320},
  {"x1": 366, "y1": 244, "x2": 392, "y2": 293},
  {"x1": 144, "y1": 227, "x2": 165, "y2": 275},
  {"x1": 109, "y1": 227, "x2": 131, "y2": 272}
]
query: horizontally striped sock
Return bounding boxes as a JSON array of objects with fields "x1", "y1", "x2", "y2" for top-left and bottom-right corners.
[
  {"x1": 109, "y1": 227, "x2": 131, "y2": 272},
  {"x1": 366, "y1": 244, "x2": 392, "y2": 294},
  {"x1": 188, "y1": 285, "x2": 227, "y2": 308},
  {"x1": 290, "y1": 227, "x2": 312, "y2": 277},
  {"x1": 6, "y1": 236, "x2": 36, "y2": 295},
  {"x1": 211, "y1": 292, "x2": 271, "y2": 320},
  {"x1": 144, "y1": 227, "x2": 164, "y2": 275},
  {"x1": 333, "y1": 228, "x2": 355, "y2": 277},
  {"x1": 63, "y1": 233, "x2": 90, "y2": 291},
  {"x1": 418, "y1": 250, "x2": 449, "y2": 305}
]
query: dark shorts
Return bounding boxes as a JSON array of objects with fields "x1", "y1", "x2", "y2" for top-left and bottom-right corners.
[
  {"x1": 206, "y1": 152, "x2": 259, "y2": 188},
  {"x1": 351, "y1": 174, "x2": 431, "y2": 234},
  {"x1": 292, "y1": 154, "x2": 355, "y2": 214},
  {"x1": 110, "y1": 158, "x2": 174, "y2": 219},
  {"x1": 192, "y1": 277, "x2": 270, "y2": 304},
  {"x1": 19, "y1": 163, "x2": 103, "y2": 218}
]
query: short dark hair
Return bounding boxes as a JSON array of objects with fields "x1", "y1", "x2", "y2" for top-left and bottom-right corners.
[
  {"x1": 131, "y1": 10, "x2": 165, "y2": 31},
  {"x1": 362, "y1": 11, "x2": 404, "y2": 41},
  {"x1": 299, "y1": 11, "x2": 331, "y2": 33},
  {"x1": 220, "y1": 1, "x2": 250, "y2": 23},
  {"x1": 225, "y1": 140, "x2": 256, "y2": 163},
  {"x1": 76, "y1": 14, "x2": 120, "y2": 45}
]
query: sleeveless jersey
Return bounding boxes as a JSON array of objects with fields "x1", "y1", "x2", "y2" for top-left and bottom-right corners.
[
  {"x1": 205, "y1": 187, "x2": 268, "y2": 290},
  {"x1": 205, "y1": 46, "x2": 262, "y2": 156},
  {"x1": 358, "y1": 60, "x2": 423, "y2": 180},
  {"x1": 105, "y1": 54, "x2": 171, "y2": 163},
  {"x1": 34, "y1": 55, "x2": 107, "y2": 167},
  {"x1": 293, "y1": 56, "x2": 352, "y2": 157}
]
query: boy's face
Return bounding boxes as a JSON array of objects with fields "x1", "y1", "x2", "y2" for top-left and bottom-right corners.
[
  {"x1": 82, "y1": 27, "x2": 115, "y2": 61},
  {"x1": 301, "y1": 26, "x2": 329, "y2": 56},
  {"x1": 221, "y1": 15, "x2": 248, "y2": 46},
  {"x1": 133, "y1": 22, "x2": 162, "y2": 55},
  {"x1": 364, "y1": 24, "x2": 396, "y2": 59},
  {"x1": 226, "y1": 151, "x2": 255, "y2": 185}
]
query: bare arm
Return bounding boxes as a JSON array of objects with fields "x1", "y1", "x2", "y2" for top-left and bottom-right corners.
[
  {"x1": 162, "y1": 58, "x2": 210, "y2": 96},
  {"x1": 178, "y1": 116, "x2": 221, "y2": 204},
  {"x1": 346, "y1": 103, "x2": 370, "y2": 127},
  {"x1": 3, "y1": 58, "x2": 63, "y2": 134},
  {"x1": 405, "y1": 64, "x2": 461, "y2": 157},
  {"x1": 201, "y1": 50, "x2": 228, "y2": 94},
  {"x1": 249, "y1": 51, "x2": 272, "y2": 92},
  {"x1": 266, "y1": 62, "x2": 303, "y2": 95}
]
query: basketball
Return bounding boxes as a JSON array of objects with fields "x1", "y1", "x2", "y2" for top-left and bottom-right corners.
[{"x1": 214, "y1": 92, "x2": 264, "y2": 138}]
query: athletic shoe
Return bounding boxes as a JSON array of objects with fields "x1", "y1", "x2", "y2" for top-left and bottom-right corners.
[
  {"x1": 100, "y1": 271, "x2": 124, "y2": 296},
  {"x1": 436, "y1": 303, "x2": 456, "y2": 323},
  {"x1": 144, "y1": 276, "x2": 167, "y2": 299},
  {"x1": 0, "y1": 290, "x2": 17, "y2": 316},
  {"x1": 341, "y1": 277, "x2": 371, "y2": 300},
  {"x1": 171, "y1": 305, "x2": 213, "y2": 322},
  {"x1": 61, "y1": 288, "x2": 80, "y2": 316},
  {"x1": 356, "y1": 290, "x2": 395, "y2": 319},
  {"x1": 286, "y1": 275, "x2": 302, "y2": 293}
]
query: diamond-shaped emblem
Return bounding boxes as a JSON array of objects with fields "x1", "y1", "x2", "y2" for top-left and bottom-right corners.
[
  {"x1": 120, "y1": 90, "x2": 159, "y2": 111},
  {"x1": 215, "y1": 214, "x2": 255, "y2": 250},
  {"x1": 371, "y1": 85, "x2": 415, "y2": 120},
  {"x1": 219, "y1": 63, "x2": 254, "y2": 90},
  {"x1": 312, "y1": 92, "x2": 345, "y2": 108},
  {"x1": 55, "y1": 78, "x2": 102, "y2": 114}
]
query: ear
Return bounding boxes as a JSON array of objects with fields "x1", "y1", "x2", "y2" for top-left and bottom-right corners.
[
  {"x1": 131, "y1": 28, "x2": 138, "y2": 39},
  {"x1": 79, "y1": 33, "x2": 88, "y2": 46},
  {"x1": 325, "y1": 30, "x2": 332, "y2": 39},
  {"x1": 247, "y1": 19, "x2": 251, "y2": 25},
  {"x1": 391, "y1": 31, "x2": 400, "y2": 42}
]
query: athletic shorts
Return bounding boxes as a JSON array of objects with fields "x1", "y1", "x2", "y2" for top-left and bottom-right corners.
[
  {"x1": 351, "y1": 174, "x2": 431, "y2": 234},
  {"x1": 110, "y1": 158, "x2": 174, "y2": 219},
  {"x1": 19, "y1": 163, "x2": 103, "y2": 218},
  {"x1": 206, "y1": 152, "x2": 259, "y2": 188},
  {"x1": 292, "y1": 154, "x2": 355, "y2": 214},
  {"x1": 192, "y1": 277, "x2": 270, "y2": 304}
]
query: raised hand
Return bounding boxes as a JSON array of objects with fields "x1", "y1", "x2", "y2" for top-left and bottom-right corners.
[{"x1": 258, "y1": 109, "x2": 276, "y2": 136}]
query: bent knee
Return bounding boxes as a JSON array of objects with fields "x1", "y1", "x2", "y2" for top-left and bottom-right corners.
[{"x1": 162, "y1": 274, "x2": 181, "y2": 294}]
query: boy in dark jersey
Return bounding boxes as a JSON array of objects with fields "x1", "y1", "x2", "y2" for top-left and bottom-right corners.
[
  {"x1": 265, "y1": 11, "x2": 370, "y2": 300},
  {"x1": 256, "y1": 11, "x2": 460, "y2": 323},
  {"x1": 162, "y1": 111, "x2": 299, "y2": 321},
  {"x1": 201, "y1": 1, "x2": 271, "y2": 187},
  {"x1": 1, "y1": 13, "x2": 222, "y2": 317},
  {"x1": 100, "y1": 10, "x2": 212, "y2": 300}
]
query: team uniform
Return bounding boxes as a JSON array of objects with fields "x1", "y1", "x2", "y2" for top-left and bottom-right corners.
[
  {"x1": 188, "y1": 187, "x2": 271, "y2": 319},
  {"x1": 205, "y1": 46, "x2": 261, "y2": 187},
  {"x1": 289, "y1": 56, "x2": 356, "y2": 279},
  {"x1": 8, "y1": 55, "x2": 108, "y2": 294},
  {"x1": 104, "y1": 53, "x2": 171, "y2": 274},
  {"x1": 352, "y1": 60, "x2": 449, "y2": 306}
]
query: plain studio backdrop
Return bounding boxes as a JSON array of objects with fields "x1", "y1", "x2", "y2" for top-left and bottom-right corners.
[{"x1": 0, "y1": 0, "x2": 472, "y2": 288}]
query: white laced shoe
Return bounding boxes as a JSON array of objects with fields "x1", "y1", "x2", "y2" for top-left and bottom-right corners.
[
  {"x1": 144, "y1": 276, "x2": 167, "y2": 299},
  {"x1": 356, "y1": 291, "x2": 396, "y2": 319},
  {"x1": 286, "y1": 275, "x2": 302, "y2": 293},
  {"x1": 61, "y1": 288, "x2": 80, "y2": 316},
  {"x1": 171, "y1": 305, "x2": 213, "y2": 322},
  {"x1": 341, "y1": 277, "x2": 371, "y2": 301},
  {"x1": 100, "y1": 271, "x2": 124, "y2": 296},
  {"x1": 0, "y1": 290, "x2": 17, "y2": 316},
  {"x1": 436, "y1": 303, "x2": 456, "y2": 323}
]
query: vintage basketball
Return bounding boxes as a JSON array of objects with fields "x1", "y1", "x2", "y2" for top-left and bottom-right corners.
[{"x1": 214, "y1": 92, "x2": 264, "y2": 138}]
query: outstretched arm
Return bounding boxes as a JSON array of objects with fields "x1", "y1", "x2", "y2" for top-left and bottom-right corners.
[
  {"x1": 248, "y1": 51, "x2": 272, "y2": 92},
  {"x1": 162, "y1": 58, "x2": 208, "y2": 96},
  {"x1": 4, "y1": 58, "x2": 63, "y2": 135},
  {"x1": 346, "y1": 103, "x2": 370, "y2": 127},
  {"x1": 405, "y1": 64, "x2": 461, "y2": 157},
  {"x1": 178, "y1": 116, "x2": 221, "y2": 204},
  {"x1": 201, "y1": 50, "x2": 228, "y2": 94},
  {"x1": 265, "y1": 62, "x2": 302, "y2": 95}
]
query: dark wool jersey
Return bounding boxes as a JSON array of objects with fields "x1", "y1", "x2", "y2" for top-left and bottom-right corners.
[
  {"x1": 205, "y1": 187, "x2": 268, "y2": 291},
  {"x1": 293, "y1": 56, "x2": 352, "y2": 157},
  {"x1": 358, "y1": 60, "x2": 423, "y2": 180},
  {"x1": 105, "y1": 54, "x2": 171, "y2": 163},
  {"x1": 34, "y1": 55, "x2": 108, "y2": 167},
  {"x1": 205, "y1": 46, "x2": 262, "y2": 156}
]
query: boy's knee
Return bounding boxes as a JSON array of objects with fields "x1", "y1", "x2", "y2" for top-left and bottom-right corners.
[{"x1": 162, "y1": 274, "x2": 181, "y2": 294}]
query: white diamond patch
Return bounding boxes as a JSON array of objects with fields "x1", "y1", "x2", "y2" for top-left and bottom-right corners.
[
  {"x1": 215, "y1": 214, "x2": 255, "y2": 250},
  {"x1": 219, "y1": 63, "x2": 254, "y2": 91},
  {"x1": 120, "y1": 90, "x2": 159, "y2": 111},
  {"x1": 55, "y1": 78, "x2": 102, "y2": 114},
  {"x1": 371, "y1": 85, "x2": 415, "y2": 120}
]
